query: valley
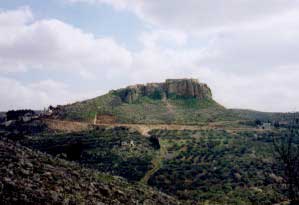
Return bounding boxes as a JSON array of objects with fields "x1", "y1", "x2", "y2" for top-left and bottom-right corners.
[
  {"x1": 4, "y1": 116, "x2": 287, "y2": 204},
  {"x1": 1, "y1": 79, "x2": 298, "y2": 204}
]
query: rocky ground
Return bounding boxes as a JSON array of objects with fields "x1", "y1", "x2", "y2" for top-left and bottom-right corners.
[{"x1": 0, "y1": 139, "x2": 181, "y2": 205}]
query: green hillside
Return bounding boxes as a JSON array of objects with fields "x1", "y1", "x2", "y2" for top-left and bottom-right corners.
[
  {"x1": 3, "y1": 79, "x2": 297, "y2": 204},
  {"x1": 22, "y1": 126, "x2": 158, "y2": 181},
  {"x1": 148, "y1": 129, "x2": 285, "y2": 204},
  {"x1": 51, "y1": 79, "x2": 299, "y2": 126},
  {"x1": 49, "y1": 79, "x2": 244, "y2": 124},
  {"x1": 55, "y1": 92, "x2": 240, "y2": 124},
  {"x1": 1, "y1": 101, "x2": 296, "y2": 204},
  {"x1": 5, "y1": 121, "x2": 290, "y2": 204},
  {"x1": 230, "y1": 109, "x2": 298, "y2": 122}
]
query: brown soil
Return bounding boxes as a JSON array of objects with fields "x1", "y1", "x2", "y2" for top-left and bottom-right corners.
[
  {"x1": 43, "y1": 119, "x2": 265, "y2": 136},
  {"x1": 43, "y1": 119, "x2": 90, "y2": 133},
  {"x1": 96, "y1": 115, "x2": 117, "y2": 124}
]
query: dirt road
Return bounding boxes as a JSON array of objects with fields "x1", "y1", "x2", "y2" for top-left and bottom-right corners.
[{"x1": 44, "y1": 119, "x2": 263, "y2": 135}]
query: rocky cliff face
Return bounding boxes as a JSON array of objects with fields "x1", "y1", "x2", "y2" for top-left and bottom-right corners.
[{"x1": 112, "y1": 79, "x2": 212, "y2": 103}]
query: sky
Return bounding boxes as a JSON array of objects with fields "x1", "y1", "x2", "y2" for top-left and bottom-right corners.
[{"x1": 1, "y1": 0, "x2": 299, "y2": 112}]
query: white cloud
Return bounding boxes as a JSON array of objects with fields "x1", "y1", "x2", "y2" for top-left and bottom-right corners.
[
  {"x1": 121, "y1": 2, "x2": 299, "y2": 112},
  {"x1": 139, "y1": 29, "x2": 187, "y2": 48},
  {"x1": 0, "y1": 77, "x2": 103, "y2": 111},
  {"x1": 2, "y1": 4, "x2": 299, "y2": 112},
  {"x1": 208, "y1": 67, "x2": 299, "y2": 112},
  {"x1": 0, "y1": 77, "x2": 69, "y2": 110},
  {"x1": 128, "y1": 45, "x2": 299, "y2": 112},
  {"x1": 0, "y1": 6, "x2": 33, "y2": 27},
  {"x1": 0, "y1": 7, "x2": 132, "y2": 75},
  {"x1": 67, "y1": 0, "x2": 137, "y2": 11},
  {"x1": 0, "y1": 7, "x2": 132, "y2": 110},
  {"x1": 68, "y1": 0, "x2": 299, "y2": 31}
]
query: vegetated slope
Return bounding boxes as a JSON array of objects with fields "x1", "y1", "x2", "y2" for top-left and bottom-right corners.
[
  {"x1": 0, "y1": 111, "x2": 291, "y2": 204},
  {"x1": 16, "y1": 121, "x2": 288, "y2": 204},
  {"x1": 147, "y1": 129, "x2": 286, "y2": 205},
  {"x1": 20, "y1": 126, "x2": 159, "y2": 181},
  {"x1": 0, "y1": 139, "x2": 180, "y2": 205},
  {"x1": 54, "y1": 79, "x2": 241, "y2": 124},
  {"x1": 230, "y1": 109, "x2": 298, "y2": 122}
]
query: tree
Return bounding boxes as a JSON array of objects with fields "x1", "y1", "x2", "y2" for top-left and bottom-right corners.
[
  {"x1": 272, "y1": 116, "x2": 299, "y2": 204},
  {"x1": 255, "y1": 119, "x2": 262, "y2": 126},
  {"x1": 274, "y1": 121, "x2": 280, "y2": 129},
  {"x1": 6, "y1": 109, "x2": 35, "y2": 121},
  {"x1": 66, "y1": 141, "x2": 83, "y2": 161},
  {"x1": 109, "y1": 97, "x2": 122, "y2": 112},
  {"x1": 149, "y1": 135, "x2": 160, "y2": 149}
]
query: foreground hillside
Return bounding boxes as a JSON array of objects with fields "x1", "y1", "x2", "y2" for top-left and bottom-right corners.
[
  {"x1": 21, "y1": 125, "x2": 158, "y2": 181},
  {"x1": 0, "y1": 116, "x2": 289, "y2": 204},
  {"x1": 52, "y1": 79, "x2": 240, "y2": 124},
  {"x1": 21, "y1": 125, "x2": 287, "y2": 204},
  {"x1": 0, "y1": 139, "x2": 180, "y2": 205}
]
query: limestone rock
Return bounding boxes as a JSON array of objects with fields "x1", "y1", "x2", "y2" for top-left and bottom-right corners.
[
  {"x1": 165, "y1": 79, "x2": 211, "y2": 99},
  {"x1": 112, "y1": 79, "x2": 212, "y2": 103}
]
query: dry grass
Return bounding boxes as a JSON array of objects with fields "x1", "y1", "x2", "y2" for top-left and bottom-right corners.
[
  {"x1": 44, "y1": 119, "x2": 90, "y2": 133},
  {"x1": 44, "y1": 118, "x2": 263, "y2": 136}
]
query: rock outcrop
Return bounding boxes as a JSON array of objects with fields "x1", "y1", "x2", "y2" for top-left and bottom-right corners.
[{"x1": 112, "y1": 79, "x2": 212, "y2": 103}]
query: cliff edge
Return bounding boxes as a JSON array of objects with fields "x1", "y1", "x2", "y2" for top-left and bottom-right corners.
[{"x1": 112, "y1": 79, "x2": 212, "y2": 103}]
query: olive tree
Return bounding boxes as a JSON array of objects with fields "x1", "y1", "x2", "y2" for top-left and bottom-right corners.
[{"x1": 272, "y1": 116, "x2": 299, "y2": 204}]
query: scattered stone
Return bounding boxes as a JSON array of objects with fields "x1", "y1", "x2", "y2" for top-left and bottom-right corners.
[
  {"x1": 50, "y1": 191, "x2": 59, "y2": 201},
  {"x1": 0, "y1": 140, "x2": 181, "y2": 204}
]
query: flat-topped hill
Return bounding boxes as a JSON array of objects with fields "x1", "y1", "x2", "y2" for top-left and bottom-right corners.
[
  {"x1": 113, "y1": 79, "x2": 212, "y2": 103},
  {"x1": 51, "y1": 79, "x2": 240, "y2": 124}
]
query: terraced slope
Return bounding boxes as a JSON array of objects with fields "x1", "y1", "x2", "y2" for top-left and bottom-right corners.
[
  {"x1": 20, "y1": 126, "x2": 158, "y2": 181},
  {"x1": 0, "y1": 116, "x2": 291, "y2": 204},
  {"x1": 147, "y1": 129, "x2": 286, "y2": 204}
]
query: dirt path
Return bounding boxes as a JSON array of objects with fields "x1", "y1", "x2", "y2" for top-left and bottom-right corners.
[
  {"x1": 164, "y1": 100, "x2": 175, "y2": 116},
  {"x1": 140, "y1": 139, "x2": 189, "y2": 184},
  {"x1": 140, "y1": 140, "x2": 167, "y2": 184},
  {"x1": 44, "y1": 119, "x2": 264, "y2": 135}
]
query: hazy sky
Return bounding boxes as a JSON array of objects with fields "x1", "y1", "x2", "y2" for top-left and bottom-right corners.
[{"x1": 1, "y1": 0, "x2": 299, "y2": 112}]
